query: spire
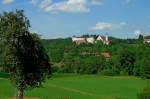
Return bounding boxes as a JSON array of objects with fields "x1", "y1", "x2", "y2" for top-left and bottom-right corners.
[{"x1": 105, "y1": 33, "x2": 108, "y2": 41}]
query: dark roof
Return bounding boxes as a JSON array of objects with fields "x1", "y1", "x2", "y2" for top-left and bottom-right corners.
[
  {"x1": 96, "y1": 35, "x2": 105, "y2": 40},
  {"x1": 101, "y1": 36, "x2": 106, "y2": 40},
  {"x1": 144, "y1": 36, "x2": 150, "y2": 39}
]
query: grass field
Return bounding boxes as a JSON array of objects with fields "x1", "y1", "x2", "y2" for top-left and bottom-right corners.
[{"x1": 0, "y1": 74, "x2": 147, "y2": 99}]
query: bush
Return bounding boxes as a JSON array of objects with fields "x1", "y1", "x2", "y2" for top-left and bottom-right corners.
[
  {"x1": 120, "y1": 70, "x2": 128, "y2": 76},
  {"x1": 137, "y1": 87, "x2": 150, "y2": 99},
  {"x1": 0, "y1": 72, "x2": 10, "y2": 78},
  {"x1": 99, "y1": 69, "x2": 116, "y2": 76}
]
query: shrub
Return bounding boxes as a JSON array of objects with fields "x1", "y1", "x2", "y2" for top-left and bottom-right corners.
[
  {"x1": 137, "y1": 87, "x2": 150, "y2": 99},
  {"x1": 99, "y1": 69, "x2": 116, "y2": 76},
  {"x1": 120, "y1": 70, "x2": 128, "y2": 76},
  {"x1": 0, "y1": 72, "x2": 10, "y2": 78}
]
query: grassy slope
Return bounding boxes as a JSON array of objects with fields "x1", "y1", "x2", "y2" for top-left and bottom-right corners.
[{"x1": 0, "y1": 75, "x2": 147, "y2": 99}]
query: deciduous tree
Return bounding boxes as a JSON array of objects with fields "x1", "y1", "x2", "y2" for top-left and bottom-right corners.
[{"x1": 0, "y1": 10, "x2": 51, "y2": 99}]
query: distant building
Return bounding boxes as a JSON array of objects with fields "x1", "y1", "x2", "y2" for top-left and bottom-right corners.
[
  {"x1": 96, "y1": 35, "x2": 106, "y2": 42},
  {"x1": 144, "y1": 36, "x2": 150, "y2": 44},
  {"x1": 96, "y1": 35, "x2": 111, "y2": 45},
  {"x1": 72, "y1": 37, "x2": 87, "y2": 45},
  {"x1": 72, "y1": 34, "x2": 111, "y2": 45},
  {"x1": 86, "y1": 37, "x2": 95, "y2": 44}
]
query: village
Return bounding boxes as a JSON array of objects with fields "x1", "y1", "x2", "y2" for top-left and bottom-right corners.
[
  {"x1": 71, "y1": 34, "x2": 150, "y2": 62},
  {"x1": 72, "y1": 34, "x2": 150, "y2": 45},
  {"x1": 72, "y1": 34, "x2": 111, "y2": 45}
]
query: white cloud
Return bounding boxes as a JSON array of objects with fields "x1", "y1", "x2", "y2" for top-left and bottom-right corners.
[
  {"x1": 92, "y1": 22, "x2": 127, "y2": 30},
  {"x1": 42, "y1": 0, "x2": 89, "y2": 13},
  {"x1": 124, "y1": 0, "x2": 133, "y2": 4},
  {"x1": 125, "y1": 0, "x2": 131, "y2": 3},
  {"x1": 30, "y1": 0, "x2": 101, "y2": 13},
  {"x1": 39, "y1": 0, "x2": 52, "y2": 10},
  {"x1": 30, "y1": 0, "x2": 39, "y2": 5},
  {"x1": 2, "y1": 0, "x2": 14, "y2": 4},
  {"x1": 134, "y1": 30, "x2": 143, "y2": 36},
  {"x1": 120, "y1": 22, "x2": 127, "y2": 26},
  {"x1": 91, "y1": 0, "x2": 102, "y2": 5},
  {"x1": 92, "y1": 22, "x2": 113, "y2": 30},
  {"x1": 133, "y1": 30, "x2": 150, "y2": 36}
]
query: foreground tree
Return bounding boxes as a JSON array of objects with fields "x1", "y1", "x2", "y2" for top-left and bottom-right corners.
[{"x1": 0, "y1": 10, "x2": 51, "y2": 99}]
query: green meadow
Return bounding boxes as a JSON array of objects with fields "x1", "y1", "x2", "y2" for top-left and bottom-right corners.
[{"x1": 0, "y1": 75, "x2": 147, "y2": 99}]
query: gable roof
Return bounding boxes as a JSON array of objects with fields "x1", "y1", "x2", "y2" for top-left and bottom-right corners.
[{"x1": 96, "y1": 35, "x2": 105, "y2": 40}]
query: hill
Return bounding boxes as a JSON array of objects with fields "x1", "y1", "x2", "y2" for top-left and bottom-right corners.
[{"x1": 1, "y1": 36, "x2": 150, "y2": 78}]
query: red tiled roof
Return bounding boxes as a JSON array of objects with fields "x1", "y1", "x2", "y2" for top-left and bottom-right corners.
[{"x1": 101, "y1": 52, "x2": 111, "y2": 58}]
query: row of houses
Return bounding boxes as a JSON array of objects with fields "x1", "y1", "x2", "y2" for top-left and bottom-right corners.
[
  {"x1": 72, "y1": 35, "x2": 111, "y2": 45},
  {"x1": 72, "y1": 34, "x2": 150, "y2": 45}
]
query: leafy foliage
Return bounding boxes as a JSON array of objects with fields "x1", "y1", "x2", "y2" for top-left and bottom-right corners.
[
  {"x1": 0, "y1": 10, "x2": 51, "y2": 98},
  {"x1": 40, "y1": 35, "x2": 150, "y2": 79},
  {"x1": 137, "y1": 87, "x2": 150, "y2": 99}
]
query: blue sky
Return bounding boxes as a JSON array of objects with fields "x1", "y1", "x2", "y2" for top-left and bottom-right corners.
[{"x1": 0, "y1": 0, "x2": 150, "y2": 39}]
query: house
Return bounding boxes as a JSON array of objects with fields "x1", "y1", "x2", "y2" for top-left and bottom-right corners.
[
  {"x1": 96, "y1": 35, "x2": 106, "y2": 42},
  {"x1": 144, "y1": 36, "x2": 150, "y2": 44},
  {"x1": 72, "y1": 37, "x2": 87, "y2": 45},
  {"x1": 72, "y1": 34, "x2": 111, "y2": 45},
  {"x1": 86, "y1": 37, "x2": 95, "y2": 44},
  {"x1": 72, "y1": 37, "x2": 95, "y2": 44},
  {"x1": 96, "y1": 35, "x2": 111, "y2": 45},
  {"x1": 101, "y1": 52, "x2": 111, "y2": 61}
]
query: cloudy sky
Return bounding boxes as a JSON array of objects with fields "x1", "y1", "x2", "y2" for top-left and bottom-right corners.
[{"x1": 0, "y1": 0, "x2": 150, "y2": 39}]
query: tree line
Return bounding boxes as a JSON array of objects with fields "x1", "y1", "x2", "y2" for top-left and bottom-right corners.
[{"x1": 42, "y1": 35, "x2": 150, "y2": 79}]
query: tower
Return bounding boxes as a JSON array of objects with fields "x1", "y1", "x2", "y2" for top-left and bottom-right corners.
[{"x1": 105, "y1": 33, "x2": 108, "y2": 41}]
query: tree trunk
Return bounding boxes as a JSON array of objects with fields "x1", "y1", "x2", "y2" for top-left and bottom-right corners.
[{"x1": 16, "y1": 81, "x2": 24, "y2": 99}]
